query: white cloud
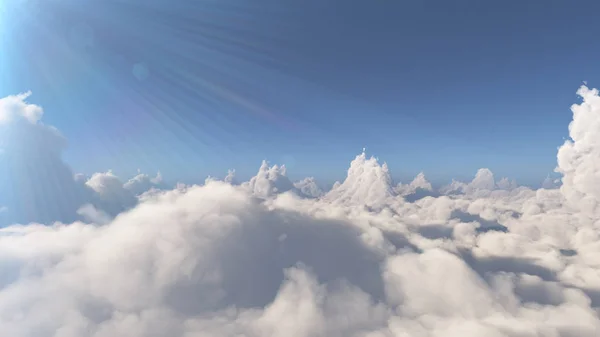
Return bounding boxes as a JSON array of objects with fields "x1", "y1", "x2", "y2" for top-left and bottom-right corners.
[
  {"x1": 396, "y1": 172, "x2": 437, "y2": 202},
  {"x1": 2, "y1": 86, "x2": 600, "y2": 336},
  {"x1": 294, "y1": 177, "x2": 324, "y2": 198},
  {"x1": 0, "y1": 94, "x2": 162, "y2": 226},
  {"x1": 0, "y1": 91, "x2": 43, "y2": 125},
  {"x1": 324, "y1": 151, "x2": 396, "y2": 206},
  {"x1": 469, "y1": 168, "x2": 496, "y2": 191},
  {"x1": 541, "y1": 175, "x2": 561, "y2": 189},
  {"x1": 223, "y1": 169, "x2": 237, "y2": 185},
  {"x1": 242, "y1": 160, "x2": 298, "y2": 198},
  {"x1": 0, "y1": 92, "x2": 88, "y2": 225},
  {"x1": 85, "y1": 171, "x2": 138, "y2": 215},
  {"x1": 124, "y1": 171, "x2": 164, "y2": 196},
  {"x1": 557, "y1": 85, "x2": 600, "y2": 215}
]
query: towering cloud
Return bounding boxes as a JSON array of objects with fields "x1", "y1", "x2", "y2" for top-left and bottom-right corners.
[
  {"x1": 0, "y1": 93, "x2": 155, "y2": 226},
  {"x1": 556, "y1": 86, "x2": 600, "y2": 214},
  {"x1": 0, "y1": 92, "x2": 88, "y2": 225},
  {"x1": 469, "y1": 168, "x2": 496, "y2": 191},
  {"x1": 242, "y1": 160, "x2": 298, "y2": 198},
  {"x1": 325, "y1": 151, "x2": 396, "y2": 206}
]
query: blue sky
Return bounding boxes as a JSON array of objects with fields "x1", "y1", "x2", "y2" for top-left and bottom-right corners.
[{"x1": 1, "y1": 0, "x2": 599, "y2": 186}]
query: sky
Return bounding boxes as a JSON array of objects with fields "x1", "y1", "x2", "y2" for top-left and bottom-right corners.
[
  {"x1": 7, "y1": 1, "x2": 600, "y2": 335},
  {"x1": 2, "y1": 0, "x2": 600, "y2": 186}
]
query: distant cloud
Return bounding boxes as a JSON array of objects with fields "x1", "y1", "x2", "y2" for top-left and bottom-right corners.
[
  {"x1": 124, "y1": 171, "x2": 165, "y2": 196},
  {"x1": 324, "y1": 150, "x2": 396, "y2": 206},
  {"x1": 242, "y1": 160, "x2": 297, "y2": 198},
  {"x1": 1, "y1": 86, "x2": 600, "y2": 336},
  {"x1": 294, "y1": 177, "x2": 324, "y2": 198}
]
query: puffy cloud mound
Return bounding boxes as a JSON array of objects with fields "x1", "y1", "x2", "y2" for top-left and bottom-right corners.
[
  {"x1": 440, "y1": 168, "x2": 522, "y2": 198},
  {"x1": 470, "y1": 168, "x2": 496, "y2": 191},
  {"x1": 0, "y1": 91, "x2": 44, "y2": 124},
  {"x1": 0, "y1": 181, "x2": 390, "y2": 336},
  {"x1": 396, "y1": 172, "x2": 437, "y2": 202},
  {"x1": 294, "y1": 177, "x2": 324, "y2": 198},
  {"x1": 242, "y1": 161, "x2": 298, "y2": 198},
  {"x1": 86, "y1": 171, "x2": 138, "y2": 215},
  {"x1": 324, "y1": 150, "x2": 396, "y2": 206},
  {"x1": 0, "y1": 92, "x2": 89, "y2": 225},
  {"x1": 441, "y1": 168, "x2": 496, "y2": 195},
  {"x1": 557, "y1": 86, "x2": 600, "y2": 214},
  {"x1": 124, "y1": 171, "x2": 165, "y2": 196},
  {"x1": 0, "y1": 94, "x2": 169, "y2": 226},
  {"x1": 2, "y1": 86, "x2": 600, "y2": 336}
]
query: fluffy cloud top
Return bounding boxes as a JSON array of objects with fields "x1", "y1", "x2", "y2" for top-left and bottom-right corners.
[
  {"x1": 324, "y1": 151, "x2": 396, "y2": 206},
  {"x1": 1, "y1": 86, "x2": 600, "y2": 336},
  {"x1": 0, "y1": 94, "x2": 159, "y2": 226},
  {"x1": 0, "y1": 92, "x2": 44, "y2": 125},
  {"x1": 294, "y1": 177, "x2": 324, "y2": 198},
  {"x1": 124, "y1": 171, "x2": 165, "y2": 196},
  {"x1": 557, "y1": 86, "x2": 600, "y2": 214},
  {"x1": 0, "y1": 93, "x2": 84, "y2": 225},
  {"x1": 242, "y1": 160, "x2": 297, "y2": 198}
]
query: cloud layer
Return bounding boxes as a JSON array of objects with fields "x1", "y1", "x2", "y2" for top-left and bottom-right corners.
[{"x1": 1, "y1": 87, "x2": 600, "y2": 336}]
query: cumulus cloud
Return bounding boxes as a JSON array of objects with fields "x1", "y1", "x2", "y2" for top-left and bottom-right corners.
[
  {"x1": 324, "y1": 150, "x2": 396, "y2": 206},
  {"x1": 242, "y1": 160, "x2": 298, "y2": 198},
  {"x1": 124, "y1": 171, "x2": 165, "y2": 196},
  {"x1": 0, "y1": 91, "x2": 44, "y2": 124},
  {"x1": 0, "y1": 92, "x2": 89, "y2": 225},
  {"x1": 542, "y1": 175, "x2": 561, "y2": 189},
  {"x1": 85, "y1": 171, "x2": 138, "y2": 216},
  {"x1": 0, "y1": 93, "x2": 167, "y2": 226},
  {"x1": 396, "y1": 172, "x2": 437, "y2": 202},
  {"x1": 2, "y1": 86, "x2": 600, "y2": 336},
  {"x1": 294, "y1": 177, "x2": 324, "y2": 198},
  {"x1": 223, "y1": 169, "x2": 238, "y2": 185},
  {"x1": 556, "y1": 86, "x2": 600, "y2": 214}
]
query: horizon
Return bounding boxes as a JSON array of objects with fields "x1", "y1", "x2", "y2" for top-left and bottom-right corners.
[{"x1": 3, "y1": 0, "x2": 598, "y2": 185}]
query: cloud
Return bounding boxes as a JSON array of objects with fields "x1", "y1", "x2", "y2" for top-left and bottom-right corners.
[
  {"x1": 0, "y1": 92, "x2": 89, "y2": 225},
  {"x1": 124, "y1": 171, "x2": 165, "y2": 196},
  {"x1": 0, "y1": 181, "x2": 390, "y2": 336},
  {"x1": 2, "y1": 175, "x2": 600, "y2": 336},
  {"x1": 324, "y1": 151, "x2": 396, "y2": 206},
  {"x1": 556, "y1": 86, "x2": 600, "y2": 215},
  {"x1": 2, "y1": 86, "x2": 600, "y2": 336},
  {"x1": 396, "y1": 172, "x2": 437, "y2": 202},
  {"x1": 0, "y1": 92, "x2": 44, "y2": 124},
  {"x1": 223, "y1": 169, "x2": 237, "y2": 185},
  {"x1": 242, "y1": 160, "x2": 298, "y2": 198},
  {"x1": 294, "y1": 177, "x2": 324, "y2": 198},
  {"x1": 0, "y1": 93, "x2": 164, "y2": 226}
]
